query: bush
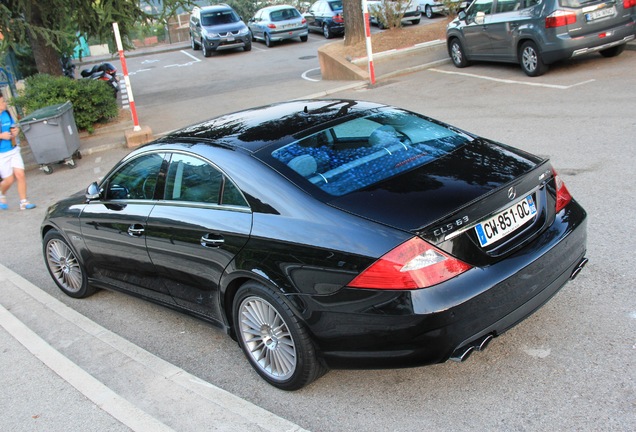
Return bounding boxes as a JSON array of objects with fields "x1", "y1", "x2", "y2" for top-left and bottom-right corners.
[
  {"x1": 12, "y1": 74, "x2": 119, "y2": 133},
  {"x1": 370, "y1": 0, "x2": 409, "y2": 30}
]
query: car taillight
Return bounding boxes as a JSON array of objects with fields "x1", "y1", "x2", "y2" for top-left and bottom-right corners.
[
  {"x1": 624, "y1": 0, "x2": 636, "y2": 8},
  {"x1": 268, "y1": 24, "x2": 277, "y2": 29},
  {"x1": 348, "y1": 237, "x2": 472, "y2": 290},
  {"x1": 553, "y1": 169, "x2": 573, "y2": 213},
  {"x1": 545, "y1": 10, "x2": 577, "y2": 28},
  {"x1": 302, "y1": 18, "x2": 307, "y2": 24},
  {"x1": 333, "y1": 14, "x2": 344, "y2": 24}
]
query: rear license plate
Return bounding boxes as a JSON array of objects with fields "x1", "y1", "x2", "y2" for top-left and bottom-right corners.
[
  {"x1": 475, "y1": 195, "x2": 537, "y2": 247},
  {"x1": 585, "y1": 6, "x2": 615, "y2": 22}
]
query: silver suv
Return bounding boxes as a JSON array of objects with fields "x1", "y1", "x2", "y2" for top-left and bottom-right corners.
[
  {"x1": 189, "y1": 4, "x2": 252, "y2": 57},
  {"x1": 446, "y1": 0, "x2": 636, "y2": 76}
]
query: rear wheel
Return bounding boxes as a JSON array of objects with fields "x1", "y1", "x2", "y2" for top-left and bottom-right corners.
[
  {"x1": 599, "y1": 44, "x2": 626, "y2": 58},
  {"x1": 519, "y1": 41, "x2": 547, "y2": 77},
  {"x1": 425, "y1": 5, "x2": 433, "y2": 19},
  {"x1": 233, "y1": 281, "x2": 327, "y2": 390},
  {"x1": 265, "y1": 33, "x2": 273, "y2": 47},
  {"x1": 190, "y1": 34, "x2": 199, "y2": 51},
  {"x1": 450, "y1": 38, "x2": 469, "y2": 68},
  {"x1": 323, "y1": 24, "x2": 332, "y2": 39},
  {"x1": 300, "y1": 35, "x2": 308, "y2": 42},
  {"x1": 43, "y1": 230, "x2": 95, "y2": 299}
]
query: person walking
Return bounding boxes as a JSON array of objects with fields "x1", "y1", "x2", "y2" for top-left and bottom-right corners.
[{"x1": 0, "y1": 93, "x2": 36, "y2": 210}]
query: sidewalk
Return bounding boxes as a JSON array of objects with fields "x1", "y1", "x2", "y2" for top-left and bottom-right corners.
[{"x1": 0, "y1": 264, "x2": 309, "y2": 432}]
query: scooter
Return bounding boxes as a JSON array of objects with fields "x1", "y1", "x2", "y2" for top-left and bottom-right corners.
[{"x1": 80, "y1": 62, "x2": 119, "y2": 96}]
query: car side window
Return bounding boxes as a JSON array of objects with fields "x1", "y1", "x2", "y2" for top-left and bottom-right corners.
[
  {"x1": 494, "y1": 0, "x2": 523, "y2": 13},
  {"x1": 467, "y1": 0, "x2": 494, "y2": 20},
  {"x1": 164, "y1": 153, "x2": 249, "y2": 208},
  {"x1": 104, "y1": 153, "x2": 165, "y2": 201}
]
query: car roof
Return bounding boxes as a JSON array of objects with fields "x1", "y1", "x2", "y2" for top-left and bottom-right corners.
[
  {"x1": 158, "y1": 99, "x2": 388, "y2": 153},
  {"x1": 198, "y1": 4, "x2": 233, "y2": 12},
  {"x1": 260, "y1": 5, "x2": 299, "y2": 12}
]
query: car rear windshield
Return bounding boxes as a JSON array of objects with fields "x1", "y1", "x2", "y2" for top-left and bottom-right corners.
[
  {"x1": 271, "y1": 109, "x2": 471, "y2": 196},
  {"x1": 270, "y1": 8, "x2": 301, "y2": 21}
]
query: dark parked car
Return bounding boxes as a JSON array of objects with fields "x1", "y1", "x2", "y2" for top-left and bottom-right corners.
[
  {"x1": 248, "y1": 5, "x2": 309, "y2": 47},
  {"x1": 304, "y1": 0, "x2": 345, "y2": 38},
  {"x1": 446, "y1": 0, "x2": 636, "y2": 76},
  {"x1": 42, "y1": 99, "x2": 588, "y2": 390},
  {"x1": 189, "y1": 4, "x2": 251, "y2": 56}
]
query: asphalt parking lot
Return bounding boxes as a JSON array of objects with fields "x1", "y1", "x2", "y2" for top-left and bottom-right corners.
[{"x1": 1, "y1": 36, "x2": 635, "y2": 431}]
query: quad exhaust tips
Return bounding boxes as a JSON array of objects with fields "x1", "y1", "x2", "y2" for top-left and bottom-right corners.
[{"x1": 450, "y1": 334, "x2": 494, "y2": 363}]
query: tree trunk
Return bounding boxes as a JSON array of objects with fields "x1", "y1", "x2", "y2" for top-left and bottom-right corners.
[
  {"x1": 27, "y1": 3, "x2": 63, "y2": 76},
  {"x1": 343, "y1": 0, "x2": 365, "y2": 46}
]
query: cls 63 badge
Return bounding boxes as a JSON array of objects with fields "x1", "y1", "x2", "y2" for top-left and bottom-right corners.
[{"x1": 434, "y1": 216, "x2": 470, "y2": 237}]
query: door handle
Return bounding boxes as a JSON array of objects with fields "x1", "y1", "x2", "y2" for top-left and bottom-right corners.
[
  {"x1": 127, "y1": 224, "x2": 145, "y2": 237},
  {"x1": 200, "y1": 234, "x2": 225, "y2": 248}
]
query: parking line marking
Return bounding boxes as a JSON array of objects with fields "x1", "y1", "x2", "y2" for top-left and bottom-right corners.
[
  {"x1": 302, "y1": 68, "x2": 321, "y2": 82},
  {"x1": 179, "y1": 50, "x2": 201, "y2": 62},
  {"x1": 429, "y1": 68, "x2": 596, "y2": 89}
]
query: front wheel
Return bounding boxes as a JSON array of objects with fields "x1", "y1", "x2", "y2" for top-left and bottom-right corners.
[
  {"x1": 43, "y1": 230, "x2": 95, "y2": 298},
  {"x1": 202, "y1": 39, "x2": 212, "y2": 57},
  {"x1": 519, "y1": 41, "x2": 547, "y2": 77},
  {"x1": 233, "y1": 281, "x2": 327, "y2": 390},
  {"x1": 450, "y1": 38, "x2": 469, "y2": 68}
]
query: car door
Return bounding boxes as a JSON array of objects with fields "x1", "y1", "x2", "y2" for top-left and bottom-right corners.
[
  {"x1": 79, "y1": 151, "x2": 173, "y2": 303},
  {"x1": 461, "y1": 0, "x2": 496, "y2": 59},
  {"x1": 305, "y1": 1, "x2": 323, "y2": 31},
  {"x1": 487, "y1": 0, "x2": 534, "y2": 60},
  {"x1": 145, "y1": 152, "x2": 252, "y2": 321},
  {"x1": 249, "y1": 9, "x2": 264, "y2": 39}
]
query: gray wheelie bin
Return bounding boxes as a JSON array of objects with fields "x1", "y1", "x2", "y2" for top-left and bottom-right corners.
[{"x1": 18, "y1": 101, "x2": 81, "y2": 174}]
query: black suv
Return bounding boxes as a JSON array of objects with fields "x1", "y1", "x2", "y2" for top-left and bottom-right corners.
[{"x1": 189, "y1": 4, "x2": 252, "y2": 56}]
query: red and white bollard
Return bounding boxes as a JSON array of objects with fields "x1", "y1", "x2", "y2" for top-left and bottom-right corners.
[
  {"x1": 361, "y1": 0, "x2": 376, "y2": 85},
  {"x1": 113, "y1": 22, "x2": 141, "y2": 132}
]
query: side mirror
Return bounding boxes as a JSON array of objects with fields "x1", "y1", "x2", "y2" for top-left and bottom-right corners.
[
  {"x1": 85, "y1": 182, "x2": 102, "y2": 201},
  {"x1": 458, "y1": 10, "x2": 467, "y2": 21},
  {"x1": 475, "y1": 11, "x2": 486, "y2": 25}
]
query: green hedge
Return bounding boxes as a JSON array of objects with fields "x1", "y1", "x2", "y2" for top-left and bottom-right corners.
[{"x1": 13, "y1": 74, "x2": 119, "y2": 133}]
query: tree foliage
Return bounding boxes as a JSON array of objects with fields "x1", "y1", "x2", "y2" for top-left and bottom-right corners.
[{"x1": 0, "y1": 0, "x2": 192, "y2": 75}]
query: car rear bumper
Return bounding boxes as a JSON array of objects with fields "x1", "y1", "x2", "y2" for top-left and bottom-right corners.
[
  {"x1": 541, "y1": 20, "x2": 636, "y2": 64},
  {"x1": 301, "y1": 200, "x2": 587, "y2": 369},
  {"x1": 269, "y1": 28, "x2": 309, "y2": 41}
]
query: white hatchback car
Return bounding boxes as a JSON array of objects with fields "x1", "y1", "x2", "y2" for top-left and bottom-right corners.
[{"x1": 368, "y1": 0, "x2": 422, "y2": 28}]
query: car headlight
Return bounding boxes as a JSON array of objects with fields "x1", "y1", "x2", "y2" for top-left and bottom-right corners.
[{"x1": 238, "y1": 26, "x2": 249, "y2": 36}]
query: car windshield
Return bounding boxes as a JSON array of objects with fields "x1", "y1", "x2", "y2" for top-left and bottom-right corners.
[
  {"x1": 271, "y1": 110, "x2": 471, "y2": 196},
  {"x1": 201, "y1": 10, "x2": 239, "y2": 26}
]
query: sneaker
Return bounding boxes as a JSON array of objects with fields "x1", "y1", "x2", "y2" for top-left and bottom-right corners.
[
  {"x1": 0, "y1": 195, "x2": 7, "y2": 210},
  {"x1": 20, "y1": 199, "x2": 36, "y2": 210}
]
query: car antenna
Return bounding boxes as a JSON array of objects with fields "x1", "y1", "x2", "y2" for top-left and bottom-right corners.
[{"x1": 304, "y1": 105, "x2": 308, "y2": 113}]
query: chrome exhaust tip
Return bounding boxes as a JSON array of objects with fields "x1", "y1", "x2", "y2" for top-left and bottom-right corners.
[
  {"x1": 570, "y1": 257, "x2": 589, "y2": 280},
  {"x1": 450, "y1": 345, "x2": 475, "y2": 362}
]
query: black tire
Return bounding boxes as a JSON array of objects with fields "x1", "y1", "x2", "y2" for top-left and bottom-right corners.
[
  {"x1": 599, "y1": 44, "x2": 626, "y2": 58},
  {"x1": 244, "y1": 40, "x2": 252, "y2": 52},
  {"x1": 412, "y1": 18, "x2": 421, "y2": 25},
  {"x1": 323, "y1": 24, "x2": 332, "y2": 39},
  {"x1": 265, "y1": 33, "x2": 273, "y2": 48},
  {"x1": 519, "y1": 41, "x2": 547, "y2": 77},
  {"x1": 449, "y1": 38, "x2": 469, "y2": 68},
  {"x1": 190, "y1": 34, "x2": 199, "y2": 51},
  {"x1": 300, "y1": 35, "x2": 308, "y2": 42},
  {"x1": 202, "y1": 39, "x2": 212, "y2": 57},
  {"x1": 42, "y1": 165, "x2": 53, "y2": 175},
  {"x1": 43, "y1": 230, "x2": 95, "y2": 299},
  {"x1": 425, "y1": 5, "x2": 433, "y2": 19},
  {"x1": 233, "y1": 281, "x2": 327, "y2": 391}
]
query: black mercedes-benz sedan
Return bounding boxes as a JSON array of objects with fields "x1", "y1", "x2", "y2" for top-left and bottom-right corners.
[{"x1": 42, "y1": 99, "x2": 588, "y2": 390}]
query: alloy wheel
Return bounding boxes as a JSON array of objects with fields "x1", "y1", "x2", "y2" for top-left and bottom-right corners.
[{"x1": 46, "y1": 239, "x2": 84, "y2": 293}]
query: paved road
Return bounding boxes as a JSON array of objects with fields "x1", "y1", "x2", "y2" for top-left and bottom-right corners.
[{"x1": 1, "y1": 37, "x2": 635, "y2": 431}]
